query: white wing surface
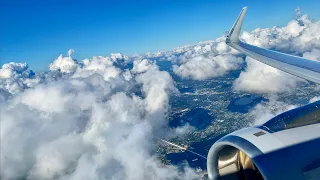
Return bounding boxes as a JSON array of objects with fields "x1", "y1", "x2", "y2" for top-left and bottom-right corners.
[{"x1": 226, "y1": 7, "x2": 320, "y2": 84}]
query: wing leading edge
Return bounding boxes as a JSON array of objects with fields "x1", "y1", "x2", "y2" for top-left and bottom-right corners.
[{"x1": 226, "y1": 7, "x2": 320, "y2": 84}]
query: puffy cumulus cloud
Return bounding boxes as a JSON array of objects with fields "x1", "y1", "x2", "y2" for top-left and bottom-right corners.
[
  {"x1": 49, "y1": 50, "x2": 79, "y2": 73},
  {"x1": 132, "y1": 59, "x2": 155, "y2": 74},
  {"x1": 303, "y1": 48, "x2": 320, "y2": 61},
  {"x1": 249, "y1": 96, "x2": 298, "y2": 126},
  {"x1": 0, "y1": 50, "x2": 128, "y2": 96},
  {"x1": 136, "y1": 65, "x2": 179, "y2": 114},
  {"x1": 112, "y1": 53, "x2": 127, "y2": 60},
  {"x1": 134, "y1": 37, "x2": 244, "y2": 81},
  {"x1": 73, "y1": 56, "x2": 122, "y2": 81},
  {"x1": 239, "y1": 12, "x2": 318, "y2": 53},
  {"x1": 233, "y1": 57, "x2": 303, "y2": 93},
  {"x1": 166, "y1": 37, "x2": 243, "y2": 80},
  {"x1": 233, "y1": 11, "x2": 320, "y2": 93},
  {"x1": 173, "y1": 55, "x2": 243, "y2": 80},
  {"x1": 0, "y1": 62, "x2": 44, "y2": 94},
  {"x1": 110, "y1": 53, "x2": 129, "y2": 62},
  {"x1": 0, "y1": 54, "x2": 198, "y2": 180}
]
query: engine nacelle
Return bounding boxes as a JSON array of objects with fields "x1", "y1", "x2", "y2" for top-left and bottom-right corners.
[
  {"x1": 207, "y1": 101, "x2": 320, "y2": 180},
  {"x1": 207, "y1": 128, "x2": 267, "y2": 180}
]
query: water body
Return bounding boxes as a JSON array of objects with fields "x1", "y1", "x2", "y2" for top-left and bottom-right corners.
[
  {"x1": 169, "y1": 108, "x2": 214, "y2": 130},
  {"x1": 179, "y1": 86, "x2": 195, "y2": 93},
  {"x1": 227, "y1": 95, "x2": 267, "y2": 113}
]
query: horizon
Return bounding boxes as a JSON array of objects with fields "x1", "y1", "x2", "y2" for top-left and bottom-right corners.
[{"x1": 2, "y1": 0, "x2": 320, "y2": 71}]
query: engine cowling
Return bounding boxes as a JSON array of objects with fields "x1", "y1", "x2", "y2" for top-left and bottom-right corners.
[
  {"x1": 207, "y1": 128, "x2": 265, "y2": 180},
  {"x1": 207, "y1": 127, "x2": 320, "y2": 180},
  {"x1": 207, "y1": 101, "x2": 320, "y2": 180}
]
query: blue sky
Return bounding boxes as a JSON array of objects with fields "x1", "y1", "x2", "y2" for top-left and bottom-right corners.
[{"x1": 2, "y1": 0, "x2": 320, "y2": 71}]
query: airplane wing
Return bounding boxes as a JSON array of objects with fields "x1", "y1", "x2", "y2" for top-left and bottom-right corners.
[
  {"x1": 206, "y1": 7, "x2": 320, "y2": 180},
  {"x1": 226, "y1": 7, "x2": 320, "y2": 84}
]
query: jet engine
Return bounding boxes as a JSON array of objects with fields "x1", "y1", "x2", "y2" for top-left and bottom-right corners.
[
  {"x1": 208, "y1": 6, "x2": 320, "y2": 180},
  {"x1": 207, "y1": 101, "x2": 320, "y2": 180}
]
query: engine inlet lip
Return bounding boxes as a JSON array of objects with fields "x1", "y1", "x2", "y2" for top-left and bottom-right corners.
[{"x1": 207, "y1": 135, "x2": 267, "y2": 180}]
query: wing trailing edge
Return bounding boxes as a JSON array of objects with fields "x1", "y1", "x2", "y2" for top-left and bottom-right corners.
[{"x1": 226, "y1": 7, "x2": 320, "y2": 84}]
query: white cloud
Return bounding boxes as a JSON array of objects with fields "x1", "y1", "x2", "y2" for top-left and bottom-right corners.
[
  {"x1": 0, "y1": 62, "x2": 28, "y2": 79},
  {"x1": 0, "y1": 55, "x2": 198, "y2": 180},
  {"x1": 0, "y1": 62, "x2": 44, "y2": 94},
  {"x1": 173, "y1": 55, "x2": 243, "y2": 80},
  {"x1": 215, "y1": 42, "x2": 230, "y2": 54},
  {"x1": 233, "y1": 57, "x2": 303, "y2": 93},
  {"x1": 309, "y1": 96, "x2": 320, "y2": 103},
  {"x1": 68, "y1": 49, "x2": 75, "y2": 57},
  {"x1": 73, "y1": 56, "x2": 121, "y2": 81},
  {"x1": 123, "y1": 9, "x2": 320, "y2": 89},
  {"x1": 250, "y1": 95, "x2": 320, "y2": 126},
  {"x1": 0, "y1": 89, "x2": 11, "y2": 103},
  {"x1": 233, "y1": 12, "x2": 320, "y2": 93},
  {"x1": 2, "y1": 9, "x2": 320, "y2": 180},
  {"x1": 49, "y1": 50, "x2": 79, "y2": 73},
  {"x1": 111, "y1": 53, "x2": 129, "y2": 62},
  {"x1": 132, "y1": 59, "x2": 155, "y2": 74},
  {"x1": 163, "y1": 10, "x2": 320, "y2": 84},
  {"x1": 285, "y1": 20, "x2": 305, "y2": 37},
  {"x1": 145, "y1": 38, "x2": 243, "y2": 80},
  {"x1": 303, "y1": 48, "x2": 320, "y2": 61},
  {"x1": 249, "y1": 96, "x2": 298, "y2": 126}
]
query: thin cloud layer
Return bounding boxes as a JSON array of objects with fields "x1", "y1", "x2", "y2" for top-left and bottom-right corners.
[{"x1": 0, "y1": 53, "x2": 197, "y2": 180}]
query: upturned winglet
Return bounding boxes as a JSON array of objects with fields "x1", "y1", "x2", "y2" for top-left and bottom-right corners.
[
  {"x1": 226, "y1": 6, "x2": 247, "y2": 43},
  {"x1": 225, "y1": 6, "x2": 320, "y2": 84}
]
